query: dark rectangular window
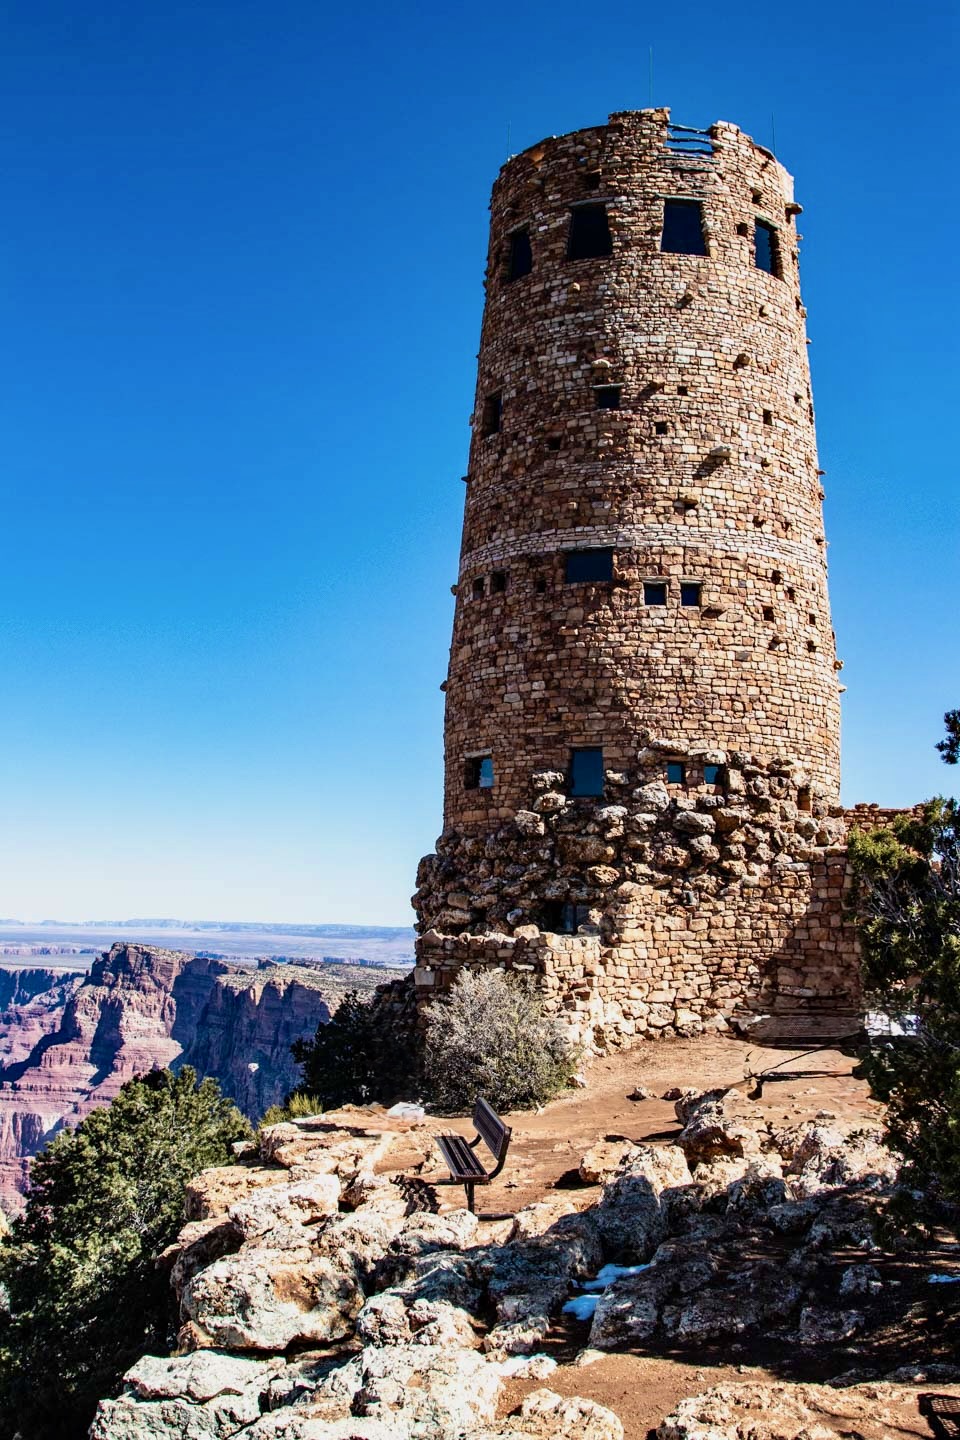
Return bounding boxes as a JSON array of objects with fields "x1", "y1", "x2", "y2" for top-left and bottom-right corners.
[
  {"x1": 471, "y1": 576, "x2": 485, "y2": 599},
  {"x1": 667, "y1": 761, "x2": 686, "y2": 785},
  {"x1": 541, "y1": 901, "x2": 592, "y2": 935},
  {"x1": 565, "y1": 548, "x2": 613, "y2": 583},
  {"x1": 490, "y1": 570, "x2": 507, "y2": 594},
  {"x1": 703, "y1": 764, "x2": 721, "y2": 785},
  {"x1": 481, "y1": 392, "x2": 502, "y2": 436},
  {"x1": 655, "y1": 421, "x2": 669, "y2": 435},
  {"x1": 661, "y1": 200, "x2": 707, "y2": 256},
  {"x1": 755, "y1": 221, "x2": 781, "y2": 277},
  {"x1": 465, "y1": 754, "x2": 494, "y2": 790},
  {"x1": 644, "y1": 581, "x2": 667, "y2": 606},
  {"x1": 567, "y1": 204, "x2": 613, "y2": 260},
  {"x1": 506, "y1": 229, "x2": 533, "y2": 281},
  {"x1": 680, "y1": 582, "x2": 702, "y2": 607},
  {"x1": 594, "y1": 385, "x2": 621, "y2": 410},
  {"x1": 569, "y1": 747, "x2": 604, "y2": 797}
]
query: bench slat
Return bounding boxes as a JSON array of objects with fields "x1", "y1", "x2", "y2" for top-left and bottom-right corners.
[{"x1": 436, "y1": 1134, "x2": 487, "y2": 1178}]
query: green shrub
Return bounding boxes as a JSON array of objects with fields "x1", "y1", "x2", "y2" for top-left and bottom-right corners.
[
  {"x1": 848, "y1": 720, "x2": 960, "y2": 1215},
  {"x1": 424, "y1": 968, "x2": 579, "y2": 1113},
  {"x1": 0, "y1": 1067, "x2": 250, "y2": 1440},
  {"x1": 258, "y1": 1092, "x2": 324, "y2": 1128},
  {"x1": 292, "y1": 990, "x2": 416, "y2": 1107}
]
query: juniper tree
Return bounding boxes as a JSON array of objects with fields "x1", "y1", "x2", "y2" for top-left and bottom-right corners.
[{"x1": 0, "y1": 1066, "x2": 249, "y2": 1440}]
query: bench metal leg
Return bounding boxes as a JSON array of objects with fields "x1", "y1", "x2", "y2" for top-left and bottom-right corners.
[{"x1": 465, "y1": 1181, "x2": 475, "y2": 1213}]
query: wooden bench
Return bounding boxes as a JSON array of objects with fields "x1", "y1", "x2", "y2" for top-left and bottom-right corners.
[{"x1": 435, "y1": 1097, "x2": 512, "y2": 1213}]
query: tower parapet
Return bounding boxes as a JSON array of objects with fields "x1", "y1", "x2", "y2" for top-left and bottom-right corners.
[{"x1": 415, "y1": 110, "x2": 858, "y2": 1043}]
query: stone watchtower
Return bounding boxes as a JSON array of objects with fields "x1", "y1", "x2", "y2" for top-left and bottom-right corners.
[{"x1": 414, "y1": 109, "x2": 858, "y2": 1045}]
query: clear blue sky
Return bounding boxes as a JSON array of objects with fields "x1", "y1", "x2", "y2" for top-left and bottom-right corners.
[{"x1": 1, "y1": 1, "x2": 956, "y2": 925}]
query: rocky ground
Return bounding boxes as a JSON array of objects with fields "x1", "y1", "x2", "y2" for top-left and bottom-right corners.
[{"x1": 91, "y1": 1038, "x2": 960, "y2": 1439}]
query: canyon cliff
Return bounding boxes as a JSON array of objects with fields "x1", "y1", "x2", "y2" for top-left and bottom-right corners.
[{"x1": 0, "y1": 944, "x2": 377, "y2": 1211}]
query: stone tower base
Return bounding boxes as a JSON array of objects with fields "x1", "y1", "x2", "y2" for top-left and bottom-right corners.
[{"x1": 414, "y1": 745, "x2": 894, "y2": 1049}]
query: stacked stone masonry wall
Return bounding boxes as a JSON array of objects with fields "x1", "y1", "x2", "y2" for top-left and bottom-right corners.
[{"x1": 416, "y1": 110, "x2": 870, "y2": 1044}]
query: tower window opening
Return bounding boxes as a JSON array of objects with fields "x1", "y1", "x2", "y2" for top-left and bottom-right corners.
[
  {"x1": 582, "y1": 170, "x2": 602, "y2": 191},
  {"x1": 680, "y1": 582, "x2": 702, "y2": 607},
  {"x1": 594, "y1": 385, "x2": 621, "y2": 410},
  {"x1": 703, "y1": 764, "x2": 722, "y2": 785},
  {"x1": 751, "y1": 189, "x2": 762, "y2": 205},
  {"x1": 644, "y1": 581, "x2": 668, "y2": 606},
  {"x1": 763, "y1": 409, "x2": 773, "y2": 425},
  {"x1": 736, "y1": 222, "x2": 750, "y2": 237},
  {"x1": 655, "y1": 421, "x2": 669, "y2": 435},
  {"x1": 763, "y1": 605, "x2": 775, "y2": 621},
  {"x1": 807, "y1": 640, "x2": 818, "y2": 652},
  {"x1": 481, "y1": 392, "x2": 502, "y2": 436},
  {"x1": 541, "y1": 901, "x2": 592, "y2": 935},
  {"x1": 808, "y1": 611, "x2": 816, "y2": 625},
  {"x1": 667, "y1": 761, "x2": 687, "y2": 786},
  {"x1": 798, "y1": 787, "x2": 812, "y2": 813},
  {"x1": 465, "y1": 754, "x2": 494, "y2": 790},
  {"x1": 569, "y1": 747, "x2": 605, "y2": 797},
  {"x1": 661, "y1": 200, "x2": 707, "y2": 256},
  {"x1": 755, "y1": 221, "x2": 782, "y2": 277},
  {"x1": 490, "y1": 570, "x2": 507, "y2": 594},
  {"x1": 786, "y1": 586, "x2": 796, "y2": 601},
  {"x1": 546, "y1": 435, "x2": 562, "y2": 451},
  {"x1": 567, "y1": 203, "x2": 613, "y2": 260},
  {"x1": 565, "y1": 548, "x2": 613, "y2": 584},
  {"x1": 506, "y1": 229, "x2": 533, "y2": 281},
  {"x1": 472, "y1": 577, "x2": 486, "y2": 599},
  {"x1": 677, "y1": 384, "x2": 689, "y2": 395},
  {"x1": 534, "y1": 576, "x2": 547, "y2": 594},
  {"x1": 770, "y1": 569, "x2": 783, "y2": 583}
]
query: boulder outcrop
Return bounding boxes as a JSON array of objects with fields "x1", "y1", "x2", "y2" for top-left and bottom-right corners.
[{"x1": 90, "y1": 1087, "x2": 942, "y2": 1440}]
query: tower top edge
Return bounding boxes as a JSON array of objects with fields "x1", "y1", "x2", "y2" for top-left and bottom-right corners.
[{"x1": 496, "y1": 107, "x2": 791, "y2": 191}]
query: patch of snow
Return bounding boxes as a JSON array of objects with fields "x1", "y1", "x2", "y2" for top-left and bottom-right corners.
[
  {"x1": 581, "y1": 1262, "x2": 651, "y2": 1292},
  {"x1": 562, "y1": 1294, "x2": 600, "y2": 1320}
]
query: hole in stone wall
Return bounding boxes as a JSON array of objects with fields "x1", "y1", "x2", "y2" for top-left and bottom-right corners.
[
  {"x1": 545, "y1": 435, "x2": 562, "y2": 451},
  {"x1": 472, "y1": 577, "x2": 486, "y2": 599},
  {"x1": 464, "y1": 754, "x2": 494, "y2": 790},
  {"x1": 490, "y1": 571, "x2": 507, "y2": 594},
  {"x1": 565, "y1": 548, "x2": 614, "y2": 583},
  {"x1": 582, "y1": 171, "x2": 602, "y2": 191},
  {"x1": 770, "y1": 569, "x2": 783, "y2": 583},
  {"x1": 755, "y1": 220, "x2": 782, "y2": 278},
  {"x1": 567, "y1": 204, "x2": 613, "y2": 260},
  {"x1": 677, "y1": 384, "x2": 689, "y2": 395},
  {"x1": 661, "y1": 200, "x2": 707, "y2": 256},
  {"x1": 736, "y1": 222, "x2": 750, "y2": 237},
  {"x1": 808, "y1": 612, "x2": 816, "y2": 625},
  {"x1": 751, "y1": 189, "x2": 762, "y2": 204},
  {"x1": 667, "y1": 761, "x2": 686, "y2": 785},
  {"x1": 541, "y1": 901, "x2": 592, "y2": 935},
  {"x1": 763, "y1": 409, "x2": 773, "y2": 425},
  {"x1": 534, "y1": 576, "x2": 547, "y2": 594},
  {"x1": 482, "y1": 392, "x2": 502, "y2": 436},
  {"x1": 798, "y1": 787, "x2": 812, "y2": 812},
  {"x1": 644, "y1": 581, "x2": 668, "y2": 606},
  {"x1": 569, "y1": 747, "x2": 605, "y2": 797},
  {"x1": 763, "y1": 606, "x2": 775, "y2": 621},
  {"x1": 655, "y1": 421, "x2": 669, "y2": 435},
  {"x1": 807, "y1": 640, "x2": 817, "y2": 652},
  {"x1": 786, "y1": 586, "x2": 796, "y2": 601},
  {"x1": 594, "y1": 385, "x2": 621, "y2": 410},
  {"x1": 506, "y1": 229, "x2": 533, "y2": 282},
  {"x1": 680, "y1": 582, "x2": 702, "y2": 607}
]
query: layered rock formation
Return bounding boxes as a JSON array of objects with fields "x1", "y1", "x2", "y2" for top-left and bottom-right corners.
[
  {"x1": 0, "y1": 945, "x2": 381, "y2": 1211},
  {"x1": 91, "y1": 1092, "x2": 958, "y2": 1438}
]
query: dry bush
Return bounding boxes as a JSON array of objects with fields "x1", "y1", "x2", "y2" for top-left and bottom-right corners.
[{"x1": 424, "y1": 968, "x2": 579, "y2": 1113}]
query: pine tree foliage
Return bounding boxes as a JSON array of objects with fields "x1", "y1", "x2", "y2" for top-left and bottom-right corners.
[
  {"x1": 0, "y1": 1067, "x2": 250, "y2": 1440},
  {"x1": 424, "y1": 968, "x2": 580, "y2": 1113},
  {"x1": 849, "y1": 738, "x2": 960, "y2": 1208},
  {"x1": 291, "y1": 991, "x2": 416, "y2": 1107}
]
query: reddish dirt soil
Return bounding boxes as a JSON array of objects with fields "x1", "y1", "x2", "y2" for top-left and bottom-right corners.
[{"x1": 398, "y1": 1036, "x2": 956, "y2": 1440}]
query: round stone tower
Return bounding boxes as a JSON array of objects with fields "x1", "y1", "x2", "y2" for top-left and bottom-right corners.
[{"x1": 415, "y1": 110, "x2": 855, "y2": 1042}]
